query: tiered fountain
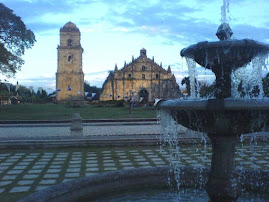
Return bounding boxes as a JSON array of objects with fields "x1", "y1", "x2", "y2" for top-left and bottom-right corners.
[
  {"x1": 159, "y1": 22, "x2": 269, "y2": 201},
  {"x1": 21, "y1": 2, "x2": 269, "y2": 202}
]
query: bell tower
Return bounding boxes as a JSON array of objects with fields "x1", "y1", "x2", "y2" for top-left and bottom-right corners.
[{"x1": 56, "y1": 21, "x2": 84, "y2": 104}]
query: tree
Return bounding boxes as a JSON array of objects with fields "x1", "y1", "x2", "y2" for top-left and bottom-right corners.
[
  {"x1": 181, "y1": 76, "x2": 199, "y2": 96},
  {"x1": 0, "y1": 3, "x2": 36, "y2": 76},
  {"x1": 199, "y1": 82, "x2": 215, "y2": 98},
  {"x1": 237, "y1": 81, "x2": 261, "y2": 98},
  {"x1": 36, "y1": 89, "x2": 48, "y2": 103},
  {"x1": 17, "y1": 85, "x2": 35, "y2": 103},
  {"x1": 181, "y1": 77, "x2": 190, "y2": 95},
  {"x1": 84, "y1": 81, "x2": 101, "y2": 100}
]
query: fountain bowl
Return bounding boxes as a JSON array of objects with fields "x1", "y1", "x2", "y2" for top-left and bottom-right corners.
[
  {"x1": 159, "y1": 99, "x2": 269, "y2": 135},
  {"x1": 180, "y1": 39, "x2": 269, "y2": 72}
]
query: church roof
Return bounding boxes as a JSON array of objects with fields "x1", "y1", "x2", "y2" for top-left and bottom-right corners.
[{"x1": 61, "y1": 21, "x2": 79, "y2": 32}]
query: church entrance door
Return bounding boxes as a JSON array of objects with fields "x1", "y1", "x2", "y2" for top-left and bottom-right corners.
[{"x1": 139, "y1": 89, "x2": 149, "y2": 103}]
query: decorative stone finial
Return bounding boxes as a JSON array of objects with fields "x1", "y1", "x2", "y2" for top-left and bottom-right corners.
[
  {"x1": 216, "y1": 23, "x2": 233, "y2": 40},
  {"x1": 115, "y1": 64, "x2": 118, "y2": 71},
  {"x1": 167, "y1": 65, "x2": 171, "y2": 72}
]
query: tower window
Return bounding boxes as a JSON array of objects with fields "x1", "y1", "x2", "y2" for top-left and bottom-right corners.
[
  {"x1": 142, "y1": 74, "x2": 145, "y2": 80},
  {"x1": 128, "y1": 74, "x2": 132, "y2": 78},
  {"x1": 68, "y1": 55, "x2": 72, "y2": 62},
  {"x1": 156, "y1": 74, "x2": 159, "y2": 79},
  {"x1": 142, "y1": 65, "x2": 146, "y2": 71},
  {"x1": 67, "y1": 39, "x2": 73, "y2": 47}
]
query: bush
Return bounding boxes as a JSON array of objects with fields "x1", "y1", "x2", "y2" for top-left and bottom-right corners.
[
  {"x1": 114, "y1": 100, "x2": 124, "y2": 107},
  {"x1": 65, "y1": 101, "x2": 81, "y2": 108},
  {"x1": 93, "y1": 100, "x2": 125, "y2": 107}
]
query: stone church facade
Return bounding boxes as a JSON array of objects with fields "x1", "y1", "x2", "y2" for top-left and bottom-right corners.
[
  {"x1": 56, "y1": 22, "x2": 84, "y2": 104},
  {"x1": 100, "y1": 49, "x2": 180, "y2": 102}
]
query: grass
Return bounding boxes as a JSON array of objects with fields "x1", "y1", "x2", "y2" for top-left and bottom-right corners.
[{"x1": 0, "y1": 103, "x2": 158, "y2": 120}]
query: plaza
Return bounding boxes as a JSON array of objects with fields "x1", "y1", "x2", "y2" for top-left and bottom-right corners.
[{"x1": 0, "y1": 121, "x2": 268, "y2": 201}]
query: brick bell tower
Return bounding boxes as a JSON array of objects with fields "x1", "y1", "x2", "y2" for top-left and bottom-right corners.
[{"x1": 56, "y1": 21, "x2": 84, "y2": 104}]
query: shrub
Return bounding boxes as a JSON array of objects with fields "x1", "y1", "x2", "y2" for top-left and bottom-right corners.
[{"x1": 114, "y1": 100, "x2": 124, "y2": 107}]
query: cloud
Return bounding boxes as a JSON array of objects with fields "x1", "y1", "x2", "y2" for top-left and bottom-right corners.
[
  {"x1": 2, "y1": 0, "x2": 73, "y2": 20},
  {"x1": 2, "y1": 0, "x2": 99, "y2": 33},
  {"x1": 105, "y1": 0, "x2": 269, "y2": 46},
  {"x1": 84, "y1": 71, "x2": 109, "y2": 87},
  {"x1": 4, "y1": 0, "x2": 269, "y2": 44},
  {"x1": 103, "y1": 1, "x2": 220, "y2": 46},
  {"x1": 232, "y1": 24, "x2": 269, "y2": 43},
  {"x1": 8, "y1": 70, "x2": 108, "y2": 92}
]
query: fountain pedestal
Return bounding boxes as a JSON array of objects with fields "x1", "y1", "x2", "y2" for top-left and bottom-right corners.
[{"x1": 206, "y1": 134, "x2": 241, "y2": 202}]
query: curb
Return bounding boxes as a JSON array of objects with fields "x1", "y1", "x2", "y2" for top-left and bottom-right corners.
[{"x1": 0, "y1": 118, "x2": 158, "y2": 124}]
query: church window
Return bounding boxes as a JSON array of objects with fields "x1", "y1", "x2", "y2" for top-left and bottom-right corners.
[
  {"x1": 142, "y1": 65, "x2": 146, "y2": 71},
  {"x1": 67, "y1": 39, "x2": 73, "y2": 47},
  {"x1": 68, "y1": 55, "x2": 72, "y2": 62},
  {"x1": 142, "y1": 74, "x2": 145, "y2": 80},
  {"x1": 156, "y1": 74, "x2": 159, "y2": 79}
]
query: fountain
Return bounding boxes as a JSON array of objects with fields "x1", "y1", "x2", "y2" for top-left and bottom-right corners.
[
  {"x1": 159, "y1": 18, "x2": 269, "y2": 202},
  {"x1": 20, "y1": 2, "x2": 269, "y2": 202}
]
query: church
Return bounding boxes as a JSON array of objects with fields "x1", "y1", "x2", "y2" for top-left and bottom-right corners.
[
  {"x1": 100, "y1": 48, "x2": 180, "y2": 103},
  {"x1": 55, "y1": 22, "x2": 180, "y2": 104},
  {"x1": 56, "y1": 22, "x2": 84, "y2": 104}
]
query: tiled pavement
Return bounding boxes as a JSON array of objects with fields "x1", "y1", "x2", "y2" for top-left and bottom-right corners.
[{"x1": 0, "y1": 144, "x2": 269, "y2": 201}]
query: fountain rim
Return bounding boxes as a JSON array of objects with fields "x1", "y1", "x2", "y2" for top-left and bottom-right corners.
[
  {"x1": 159, "y1": 99, "x2": 269, "y2": 111},
  {"x1": 20, "y1": 166, "x2": 269, "y2": 201}
]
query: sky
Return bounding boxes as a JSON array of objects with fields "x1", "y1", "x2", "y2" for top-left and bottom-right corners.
[{"x1": 1, "y1": 0, "x2": 269, "y2": 93}]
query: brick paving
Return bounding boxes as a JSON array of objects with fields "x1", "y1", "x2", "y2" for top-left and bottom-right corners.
[{"x1": 0, "y1": 144, "x2": 268, "y2": 201}]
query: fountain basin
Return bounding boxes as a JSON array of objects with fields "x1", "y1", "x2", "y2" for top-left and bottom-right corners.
[
  {"x1": 20, "y1": 167, "x2": 269, "y2": 201},
  {"x1": 160, "y1": 99, "x2": 269, "y2": 135}
]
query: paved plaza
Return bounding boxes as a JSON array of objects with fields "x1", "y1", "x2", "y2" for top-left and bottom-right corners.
[
  {"x1": 0, "y1": 122, "x2": 198, "y2": 147},
  {"x1": 0, "y1": 121, "x2": 269, "y2": 201},
  {"x1": 0, "y1": 144, "x2": 269, "y2": 201},
  {"x1": 0, "y1": 122, "x2": 163, "y2": 138}
]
